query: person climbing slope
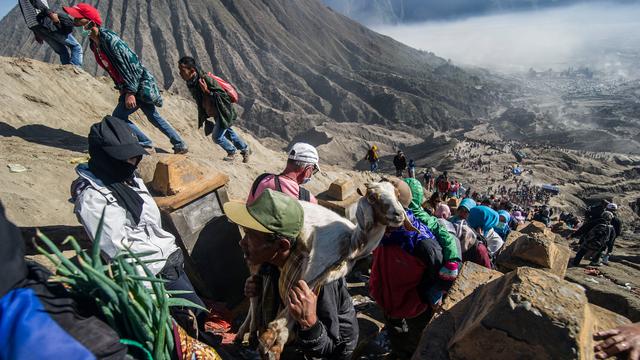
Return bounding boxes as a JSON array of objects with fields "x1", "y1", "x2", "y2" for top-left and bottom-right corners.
[
  {"x1": 178, "y1": 56, "x2": 251, "y2": 162},
  {"x1": 18, "y1": 0, "x2": 82, "y2": 66},
  {"x1": 365, "y1": 145, "x2": 380, "y2": 172},
  {"x1": 64, "y1": 3, "x2": 188, "y2": 154}
]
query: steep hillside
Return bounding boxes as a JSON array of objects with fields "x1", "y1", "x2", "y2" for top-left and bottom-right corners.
[
  {"x1": 0, "y1": 0, "x2": 502, "y2": 142},
  {"x1": 0, "y1": 57, "x2": 377, "y2": 226}
]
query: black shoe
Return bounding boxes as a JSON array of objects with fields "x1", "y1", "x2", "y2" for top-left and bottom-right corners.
[{"x1": 174, "y1": 147, "x2": 189, "y2": 155}]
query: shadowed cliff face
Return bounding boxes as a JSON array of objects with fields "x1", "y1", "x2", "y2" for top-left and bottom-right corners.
[{"x1": 0, "y1": 0, "x2": 504, "y2": 141}]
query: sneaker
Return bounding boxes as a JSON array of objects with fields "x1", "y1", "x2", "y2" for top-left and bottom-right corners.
[
  {"x1": 602, "y1": 254, "x2": 609, "y2": 265},
  {"x1": 223, "y1": 153, "x2": 237, "y2": 161},
  {"x1": 589, "y1": 261, "x2": 602, "y2": 267},
  {"x1": 174, "y1": 147, "x2": 189, "y2": 155},
  {"x1": 241, "y1": 148, "x2": 251, "y2": 163}
]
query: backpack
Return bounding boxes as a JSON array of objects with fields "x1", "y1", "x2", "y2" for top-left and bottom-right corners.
[
  {"x1": 582, "y1": 223, "x2": 611, "y2": 251},
  {"x1": 250, "y1": 173, "x2": 311, "y2": 202},
  {"x1": 207, "y1": 72, "x2": 238, "y2": 103}
]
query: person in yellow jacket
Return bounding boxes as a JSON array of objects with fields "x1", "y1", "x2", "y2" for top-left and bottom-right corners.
[{"x1": 365, "y1": 145, "x2": 380, "y2": 172}]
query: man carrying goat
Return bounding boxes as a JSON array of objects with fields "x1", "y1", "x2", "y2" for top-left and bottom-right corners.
[{"x1": 225, "y1": 189, "x2": 358, "y2": 359}]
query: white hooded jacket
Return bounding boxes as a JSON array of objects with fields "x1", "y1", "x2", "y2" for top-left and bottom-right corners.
[{"x1": 72, "y1": 164, "x2": 179, "y2": 275}]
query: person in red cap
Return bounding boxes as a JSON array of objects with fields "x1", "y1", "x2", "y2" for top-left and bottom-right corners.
[{"x1": 64, "y1": 3, "x2": 188, "y2": 154}]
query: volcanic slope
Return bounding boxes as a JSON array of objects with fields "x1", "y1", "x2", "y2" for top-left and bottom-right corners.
[{"x1": 0, "y1": 0, "x2": 502, "y2": 142}]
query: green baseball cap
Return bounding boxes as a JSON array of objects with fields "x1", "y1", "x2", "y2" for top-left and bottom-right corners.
[{"x1": 223, "y1": 189, "x2": 304, "y2": 239}]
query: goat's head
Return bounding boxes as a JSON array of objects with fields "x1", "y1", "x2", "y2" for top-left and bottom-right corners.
[{"x1": 356, "y1": 182, "x2": 414, "y2": 230}]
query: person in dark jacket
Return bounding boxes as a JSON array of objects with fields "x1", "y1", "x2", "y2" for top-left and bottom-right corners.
[
  {"x1": 178, "y1": 56, "x2": 251, "y2": 162},
  {"x1": 64, "y1": 3, "x2": 188, "y2": 154},
  {"x1": 19, "y1": 0, "x2": 82, "y2": 66},
  {"x1": 572, "y1": 211, "x2": 615, "y2": 267},
  {"x1": 0, "y1": 201, "x2": 127, "y2": 359},
  {"x1": 393, "y1": 150, "x2": 407, "y2": 177},
  {"x1": 224, "y1": 190, "x2": 358, "y2": 359},
  {"x1": 601, "y1": 203, "x2": 623, "y2": 265}
]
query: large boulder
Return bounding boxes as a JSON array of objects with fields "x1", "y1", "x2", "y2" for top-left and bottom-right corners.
[
  {"x1": 519, "y1": 221, "x2": 551, "y2": 236},
  {"x1": 413, "y1": 267, "x2": 631, "y2": 360},
  {"x1": 496, "y1": 232, "x2": 571, "y2": 277}
]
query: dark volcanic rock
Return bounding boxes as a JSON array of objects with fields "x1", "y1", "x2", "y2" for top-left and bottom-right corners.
[{"x1": 0, "y1": 0, "x2": 501, "y2": 141}]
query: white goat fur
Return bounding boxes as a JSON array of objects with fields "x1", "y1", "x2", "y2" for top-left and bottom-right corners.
[{"x1": 236, "y1": 182, "x2": 408, "y2": 359}]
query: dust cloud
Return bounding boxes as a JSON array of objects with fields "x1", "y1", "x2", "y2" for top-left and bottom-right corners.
[{"x1": 374, "y1": 2, "x2": 640, "y2": 76}]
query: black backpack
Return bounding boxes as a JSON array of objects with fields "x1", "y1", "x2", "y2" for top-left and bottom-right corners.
[
  {"x1": 582, "y1": 223, "x2": 611, "y2": 251},
  {"x1": 250, "y1": 173, "x2": 311, "y2": 202}
]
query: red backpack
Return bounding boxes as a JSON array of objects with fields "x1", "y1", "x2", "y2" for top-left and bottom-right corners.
[{"x1": 207, "y1": 72, "x2": 239, "y2": 103}]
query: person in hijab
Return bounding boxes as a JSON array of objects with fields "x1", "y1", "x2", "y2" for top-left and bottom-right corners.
[
  {"x1": 0, "y1": 201, "x2": 127, "y2": 358},
  {"x1": 467, "y1": 206, "x2": 505, "y2": 257},
  {"x1": 449, "y1": 198, "x2": 476, "y2": 224},
  {"x1": 494, "y1": 210, "x2": 512, "y2": 241},
  {"x1": 70, "y1": 116, "x2": 207, "y2": 338},
  {"x1": 435, "y1": 203, "x2": 451, "y2": 220}
]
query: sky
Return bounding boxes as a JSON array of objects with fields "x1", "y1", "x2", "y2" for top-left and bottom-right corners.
[
  {"x1": 373, "y1": 2, "x2": 640, "y2": 75},
  {"x1": 0, "y1": 0, "x2": 14, "y2": 21}
]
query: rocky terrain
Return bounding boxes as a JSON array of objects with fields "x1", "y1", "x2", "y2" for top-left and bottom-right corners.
[
  {"x1": 0, "y1": 0, "x2": 505, "y2": 143},
  {"x1": 0, "y1": 55, "x2": 639, "y2": 359}
]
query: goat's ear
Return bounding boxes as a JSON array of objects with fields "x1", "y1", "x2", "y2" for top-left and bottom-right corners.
[{"x1": 403, "y1": 211, "x2": 419, "y2": 233}]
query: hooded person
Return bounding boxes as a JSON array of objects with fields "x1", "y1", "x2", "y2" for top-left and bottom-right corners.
[
  {"x1": 70, "y1": 116, "x2": 207, "y2": 339},
  {"x1": 0, "y1": 202, "x2": 127, "y2": 358},
  {"x1": 572, "y1": 211, "x2": 616, "y2": 267},
  {"x1": 449, "y1": 198, "x2": 476, "y2": 224},
  {"x1": 467, "y1": 206, "x2": 504, "y2": 257},
  {"x1": 435, "y1": 203, "x2": 451, "y2": 220},
  {"x1": 369, "y1": 178, "x2": 452, "y2": 359},
  {"x1": 494, "y1": 210, "x2": 512, "y2": 241},
  {"x1": 403, "y1": 178, "x2": 461, "y2": 266}
]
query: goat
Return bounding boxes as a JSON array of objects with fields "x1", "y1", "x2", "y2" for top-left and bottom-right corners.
[{"x1": 235, "y1": 182, "x2": 416, "y2": 359}]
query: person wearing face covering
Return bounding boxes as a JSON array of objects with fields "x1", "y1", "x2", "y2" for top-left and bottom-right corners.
[
  {"x1": 70, "y1": 116, "x2": 207, "y2": 339},
  {"x1": 0, "y1": 201, "x2": 127, "y2": 359},
  {"x1": 467, "y1": 206, "x2": 505, "y2": 258}
]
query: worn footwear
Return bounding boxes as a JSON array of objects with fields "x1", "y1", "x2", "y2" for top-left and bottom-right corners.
[
  {"x1": 174, "y1": 147, "x2": 189, "y2": 155},
  {"x1": 223, "y1": 153, "x2": 237, "y2": 161},
  {"x1": 241, "y1": 148, "x2": 251, "y2": 163},
  {"x1": 602, "y1": 254, "x2": 610, "y2": 265},
  {"x1": 589, "y1": 261, "x2": 602, "y2": 267}
]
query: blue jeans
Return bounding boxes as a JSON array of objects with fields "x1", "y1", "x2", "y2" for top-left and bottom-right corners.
[
  {"x1": 35, "y1": 28, "x2": 82, "y2": 66},
  {"x1": 370, "y1": 160, "x2": 379, "y2": 172},
  {"x1": 112, "y1": 95, "x2": 187, "y2": 150},
  {"x1": 213, "y1": 121, "x2": 247, "y2": 155}
]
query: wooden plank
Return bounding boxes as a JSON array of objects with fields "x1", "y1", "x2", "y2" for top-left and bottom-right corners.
[{"x1": 154, "y1": 173, "x2": 229, "y2": 211}]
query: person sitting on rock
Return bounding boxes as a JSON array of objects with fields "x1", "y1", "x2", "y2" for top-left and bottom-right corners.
[
  {"x1": 449, "y1": 198, "x2": 476, "y2": 224},
  {"x1": 594, "y1": 322, "x2": 640, "y2": 359},
  {"x1": 64, "y1": 3, "x2": 188, "y2": 154},
  {"x1": 494, "y1": 210, "x2": 512, "y2": 241},
  {"x1": 571, "y1": 211, "x2": 615, "y2": 267},
  {"x1": 467, "y1": 205, "x2": 505, "y2": 258},
  {"x1": 178, "y1": 56, "x2": 251, "y2": 162},
  {"x1": 393, "y1": 150, "x2": 407, "y2": 177},
  {"x1": 69, "y1": 116, "x2": 206, "y2": 338},
  {"x1": 370, "y1": 179, "x2": 457, "y2": 359},
  {"x1": 227, "y1": 190, "x2": 358, "y2": 359},
  {"x1": 247, "y1": 142, "x2": 319, "y2": 204},
  {"x1": 19, "y1": 0, "x2": 83, "y2": 66}
]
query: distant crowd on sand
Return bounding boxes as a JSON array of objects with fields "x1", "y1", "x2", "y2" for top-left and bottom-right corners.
[{"x1": 3, "y1": 1, "x2": 639, "y2": 360}]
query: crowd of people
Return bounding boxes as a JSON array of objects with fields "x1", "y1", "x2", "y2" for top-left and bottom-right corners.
[{"x1": 3, "y1": 1, "x2": 637, "y2": 360}]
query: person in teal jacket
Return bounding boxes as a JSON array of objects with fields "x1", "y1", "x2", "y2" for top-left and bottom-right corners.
[
  {"x1": 64, "y1": 3, "x2": 188, "y2": 154},
  {"x1": 403, "y1": 178, "x2": 460, "y2": 264}
]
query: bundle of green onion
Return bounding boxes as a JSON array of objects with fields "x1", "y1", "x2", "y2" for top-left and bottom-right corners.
[{"x1": 35, "y1": 214, "x2": 205, "y2": 360}]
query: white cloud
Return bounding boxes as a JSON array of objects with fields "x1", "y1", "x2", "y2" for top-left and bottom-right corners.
[{"x1": 374, "y1": 2, "x2": 640, "y2": 74}]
